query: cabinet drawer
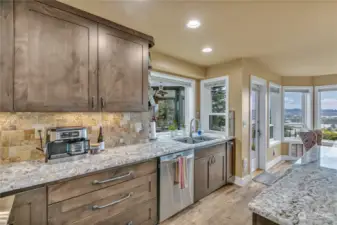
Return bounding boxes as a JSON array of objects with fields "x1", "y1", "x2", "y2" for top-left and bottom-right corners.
[
  {"x1": 48, "y1": 159, "x2": 157, "y2": 204},
  {"x1": 48, "y1": 173, "x2": 157, "y2": 225},
  {"x1": 72, "y1": 198, "x2": 157, "y2": 225},
  {"x1": 195, "y1": 143, "x2": 226, "y2": 160}
]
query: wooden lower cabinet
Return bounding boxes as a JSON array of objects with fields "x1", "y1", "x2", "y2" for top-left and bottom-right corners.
[
  {"x1": 8, "y1": 187, "x2": 47, "y2": 225},
  {"x1": 194, "y1": 157, "x2": 209, "y2": 202},
  {"x1": 89, "y1": 198, "x2": 157, "y2": 225},
  {"x1": 209, "y1": 151, "x2": 226, "y2": 192},
  {"x1": 48, "y1": 159, "x2": 157, "y2": 204},
  {"x1": 48, "y1": 172, "x2": 157, "y2": 225},
  {"x1": 226, "y1": 141, "x2": 235, "y2": 182},
  {"x1": 194, "y1": 142, "x2": 235, "y2": 202},
  {"x1": 252, "y1": 213, "x2": 278, "y2": 225}
]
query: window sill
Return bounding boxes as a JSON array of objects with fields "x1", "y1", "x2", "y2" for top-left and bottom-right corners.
[
  {"x1": 322, "y1": 140, "x2": 337, "y2": 147},
  {"x1": 282, "y1": 138, "x2": 302, "y2": 143},
  {"x1": 269, "y1": 140, "x2": 281, "y2": 147}
]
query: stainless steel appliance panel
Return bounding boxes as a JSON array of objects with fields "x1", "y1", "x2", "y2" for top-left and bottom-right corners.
[{"x1": 159, "y1": 149, "x2": 194, "y2": 222}]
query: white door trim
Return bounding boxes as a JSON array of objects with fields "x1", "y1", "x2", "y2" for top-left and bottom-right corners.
[{"x1": 250, "y1": 75, "x2": 267, "y2": 173}]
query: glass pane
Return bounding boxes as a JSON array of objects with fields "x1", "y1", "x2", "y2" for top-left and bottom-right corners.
[
  {"x1": 320, "y1": 90, "x2": 337, "y2": 141},
  {"x1": 211, "y1": 86, "x2": 226, "y2": 113},
  {"x1": 284, "y1": 91, "x2": 304, "y2": 139},
  {"x1": 209, "y1": 115, "x2": 226, "y2": 131},
  {"x1": 284, "y1": 92, "x2": 303, "y2": 124},
  {"x1": 284, "y1": 124, "x2": 303, "y2": 138},
  {"x1": 153, "y1": 87, "x2": 185, "y2": 132},
  {"x1": 270, "y1": 125, "x2": 274, "y2": 139}
]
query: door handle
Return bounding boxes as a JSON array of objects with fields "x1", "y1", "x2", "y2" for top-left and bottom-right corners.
[
  {"x1": 91, "y1": 96, "x2": 95, "y2": 109},
  {"x1": 92, "y1": 192, "x2": 133, "y2": 210},
  {"x1": 100, "y1": 97, "x2": 105, "y2": 110},
  {"x1": 92, "y1": 172, "x2": 133, "y2": 185}
]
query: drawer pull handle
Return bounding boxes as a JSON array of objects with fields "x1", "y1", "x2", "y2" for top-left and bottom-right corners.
[
  {"x1": 92, "y1": 192, "x2": 133, "y2": 210},
  {"x1": 92, "y1": 172, "x2": 133, "y2": 185}
]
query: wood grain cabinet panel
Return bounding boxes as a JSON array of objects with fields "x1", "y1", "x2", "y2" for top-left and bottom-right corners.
[
  {"x1": 48, "y1": 173, "x2": 157, "y2": 225},
  {"x1": 48, "y1": 159, "x2": 157, "y2": 204},
  {"x1": 194, "y1": 144, "x2": 228, "y2": 202},
  {"x1": 14, "y1": 0, "x2": 98, "y2": 112},
  {"x1": 98, "y1": 24, "x2": 148, "y2": 112},
  {"x1": 194, "y1": 157, "x2": 209, "y2": 202},
  {"x1": 80, "y1": 198, "x2": 157, "y2": 225},
  {"x1": 227, "y1": 141, "x2": 234, "y2": 181},
  {"x1": 7, "y1": 187, "x2": 47, "y2": 225},
  {"x1": 209, "y1": 151, "x2": 226, "y2": 191},
  {"x1": 0, "y1": 0, "x2": 14, "y2": 111}
]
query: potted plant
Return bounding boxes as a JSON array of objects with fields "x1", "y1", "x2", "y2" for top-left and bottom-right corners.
[{"x1": 168, "y1": 122, "x2": 177, "y2": 137}]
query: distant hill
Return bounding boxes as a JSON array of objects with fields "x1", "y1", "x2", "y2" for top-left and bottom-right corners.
[
  {"x1": 321, "y1": 109, "x2": 337, "y2": 117},
  {"x1": 285, "y1": 108, "x2": 337, "y2": 117}
]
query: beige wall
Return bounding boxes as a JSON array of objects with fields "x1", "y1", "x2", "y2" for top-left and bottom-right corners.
[
  {"x1": 205, "y1": 58, "x2": 283, "y2": 177},
  {"x1": 313, "y1": 74, "x2": 337, "y2": 86},
  {"x1": 151, "y1": 51, "x2": 206, "y2": 79},
  {"x1": 267, "y1": 144, "x2": 281, "y2": 162},
  {"x1": 281, "y1": 76, "x2": 313, "y2": 86},
  {"x1": 242, "y1": 59, "x2": 282, "y2": 176},
  {"x1": 206, "y1": 59, "x2": 243, "y2": 177}
]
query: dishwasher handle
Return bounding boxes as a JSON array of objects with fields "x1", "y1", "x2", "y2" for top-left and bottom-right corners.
[{"x1": 160, "y1": 154, "x2": 194, "y2": 163}]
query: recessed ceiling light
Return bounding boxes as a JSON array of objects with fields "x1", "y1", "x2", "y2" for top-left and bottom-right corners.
[
  {"x1": 202, "y1": 47, "x2": 213, "y2": 53},
  {"x1": 186, "y1": 20, "x2": 201, "y2": 29}
]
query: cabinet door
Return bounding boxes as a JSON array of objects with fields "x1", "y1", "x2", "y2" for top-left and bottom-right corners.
[
  {"x1": 194, "y1": 157, "x2": 209, "y2": 202},
  {"x1": 0, "y1": 0, "x2": 14, "y2": 111},
  {"x1": 8, "y1": 187, "x2": 47, "y2": 225},
  {"x1": 14, "y1": 1, "x2": 98, "y2": 112},
  {"x1": 227, "y1": 141, "x2": 234, "y2": 181},
  {"x1": 98, "y1": 24, "x2": 148, "y2": 112},
  {"x1": 209, "y1": 151, "x2": 226, "y2": 192}
]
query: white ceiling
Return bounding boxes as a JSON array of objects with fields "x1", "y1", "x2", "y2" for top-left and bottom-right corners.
[{"x1": 60, "y1": 0, "x2": 337, "y2": 76}]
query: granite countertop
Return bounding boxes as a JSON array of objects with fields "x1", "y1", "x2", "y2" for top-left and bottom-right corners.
[
  {"x1": 249, "y1": 145, "x2": 337, "y2": 225},
  {"x1": 0, "y1": 133, "x2": 234, "y2": 197}
]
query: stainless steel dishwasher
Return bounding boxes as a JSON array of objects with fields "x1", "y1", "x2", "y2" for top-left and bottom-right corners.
[{"x1": 159, "y1": 149, "x2": 194, "y2": 222}]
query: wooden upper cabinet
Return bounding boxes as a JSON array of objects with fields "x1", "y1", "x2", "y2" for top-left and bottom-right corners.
[
  {"x1": 13, "y1": 1, "x2": 98, "y2": 112},
  {"x1": 98, "y1": 24, "x2": 149, "y2": 112},
  {"x1": 0, "y1": 0, "x2": 14, "y2": 111}
]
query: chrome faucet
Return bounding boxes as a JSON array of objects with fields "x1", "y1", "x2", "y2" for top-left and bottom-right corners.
[{"x1": 189, "y1": 118, "x2": 200, "y2": 138}]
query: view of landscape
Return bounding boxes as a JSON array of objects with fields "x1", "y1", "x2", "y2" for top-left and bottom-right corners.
[
  {"x1": 284, "y1": 91, "x2": 337, "y2": 141},
  {"x1": 319, "y1": 90, "x2": 337, "y2": 141},
  {"x1": 209, "y1": 86, "x2": 226, "y2": 131}
]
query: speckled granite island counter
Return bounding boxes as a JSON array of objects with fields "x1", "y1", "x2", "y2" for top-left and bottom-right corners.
[
  {"x1": 0, "y1": 134, "x2": 234, "y2": 197},
  {"x1": 249, "y1": 145, "x2": 337, "y2": 225}
]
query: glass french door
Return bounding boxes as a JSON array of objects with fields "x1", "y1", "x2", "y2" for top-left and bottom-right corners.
[{"x1": 251, "y1": 85, "x2": 261, "y2": 173}]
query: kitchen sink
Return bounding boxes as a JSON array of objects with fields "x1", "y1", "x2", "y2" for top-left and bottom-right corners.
[{"x1": 174, "y1": 136, "x2": 215, "y2": 144}]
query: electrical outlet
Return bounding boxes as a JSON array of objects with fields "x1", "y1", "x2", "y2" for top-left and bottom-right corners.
[
  {"x1": 32, "y1": 124, "x2": 45, "y2": 139},
  {"x1": 273, "y1": 148, "x2": 276, "y2": 156}
]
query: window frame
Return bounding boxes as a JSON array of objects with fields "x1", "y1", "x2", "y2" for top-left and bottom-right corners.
[
  {"x1": 282, "y1": 86, "x2": 313, "y2": 142},
  {"x1": 200, "y1": 76, "x2": 229, "y2": 135},
  {"x1": 314, "y1": 84, "x2": 337, "y2": 144},
  {"x1": 268, "y1": 82, "x2": 282, "y2": 147},
  {"x1": 150, "y1": 71, "x2": 196, "y2": 135}
]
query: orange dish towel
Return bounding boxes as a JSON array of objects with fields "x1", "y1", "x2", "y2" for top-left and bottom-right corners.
[{"x1": 174, "y1": 156, "x2": 188, "y2": 189}]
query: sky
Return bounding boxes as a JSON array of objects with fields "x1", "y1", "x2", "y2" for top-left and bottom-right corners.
[
  {"x1": 321, "y1": 91, "x2": 337, "y2": 110},
  {"x1": 284, "y1": 91, "x2": 337, "y2": 110},
  {"x1": 284, "y1": 92, "x2": 302, "y2": 109}
]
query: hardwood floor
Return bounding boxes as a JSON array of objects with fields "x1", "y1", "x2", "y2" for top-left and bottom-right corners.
[{"x1": 161, "y1": 161, "x2": 293, "y2": 225}]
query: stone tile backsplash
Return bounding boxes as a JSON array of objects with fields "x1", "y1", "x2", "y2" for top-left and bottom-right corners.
[{"x1": 0, "y1": 112, "x2": 149, "y2": 164}]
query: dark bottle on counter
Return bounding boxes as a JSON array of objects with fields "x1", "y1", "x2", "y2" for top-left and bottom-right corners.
[{"x1": 98, "y1": 126, "x2": 105, "y2": 151}]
